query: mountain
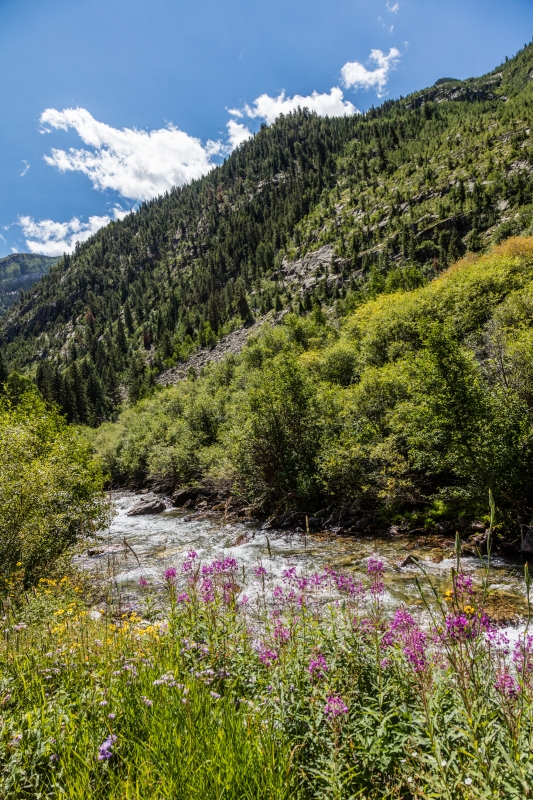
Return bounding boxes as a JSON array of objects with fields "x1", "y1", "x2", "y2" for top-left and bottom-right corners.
[
  {"x1": 0, "y1": 253, "x2": 58, "y2": 317},
  {"x1": 3, "y1": 42, "x2": 533, "y2": 426}
]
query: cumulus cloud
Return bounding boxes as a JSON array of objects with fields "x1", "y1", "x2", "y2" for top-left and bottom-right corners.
[
  {"x1": 19, "y1": 208, "x2": 128, "y2": 256},
  {"x1": 341, "y1": 48, "x2": 401, "y2": 97},
  {"x1": 386, "y1": 2, "x2": 399, "y2": 12},
  {"x1": 39, "y1": 108, "x2": 221, "y2": 201},
  {"x1": 226, "y1": 119, "x2": 253, "y2": 149},
  {"x1": 238, "y1": 87, "x2": 358, "y2": 125}
]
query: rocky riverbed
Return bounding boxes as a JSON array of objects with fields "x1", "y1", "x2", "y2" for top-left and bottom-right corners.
[{"x1": 76, "y1": 491, "x2": 529, "y2": 624}]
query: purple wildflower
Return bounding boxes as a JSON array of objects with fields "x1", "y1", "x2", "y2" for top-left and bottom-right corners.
[
  {"x1": 141, "y1": 696, "x2": 153, "y2": 706},
  {"x1": 177, "y1": 592, "x2": 190, "y2": 604},
  {"x1": 454, "y1": 573, "x2": 473, "y2": 596},
  {"x1": 187, "y1": 550, "x2": 198, "y2": 560},
  {"x1": 274, "y1": 623, "x2": 290, "y2": 643},
  {"x1": 367, "y1": 558, "x2": 384, "y2": 575},
  {"x1": 200, "y1": 578, "x2": 215, "y2": 603},
  {"x1": 164, "y1": 567, "x2": 177, "y2": 582},
  {"x1": 495, "y1": 671, "x2": 521, "y2": 699},
  {"x1": 308, "y1": 653, "x2": 328, "y2": 679},
  {"x1": 324, "y1": 695, "x2": 349, "y2": 720},
  {"x1": 50, "y1": 754, "x2": 59, "y2": 764},
  {"x1": 254, "y1": 565, "x2": 267, "y2": 577},
  {"x1": 138, "y1": 576, "x2": 148, "y2": 588},
  {"x1": 259, "y1": 647, "x2": 278, "y2": 667},
  {"x1": 108, "y1": 713, "x2": 116, "y2": 720},
  {"x1": 98, "y1": 734, "x2": 117, "y2": 761}
]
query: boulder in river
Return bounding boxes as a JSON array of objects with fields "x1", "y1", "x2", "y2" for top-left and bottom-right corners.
[
  {"x1": 126, "y1": 495, "x2": 166, "y2": 516},
  {"x1": 521, "y1": 528, "x2": 533, "y2": 555}
]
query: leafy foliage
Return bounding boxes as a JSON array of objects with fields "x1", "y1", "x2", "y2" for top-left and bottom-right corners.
[{"x1": 0, "y1": 390, "x2": 108, "y2": 585}]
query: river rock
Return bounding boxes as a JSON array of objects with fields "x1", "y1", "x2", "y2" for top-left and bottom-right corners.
[
  {"x1": 172, "y1": 487, "x2": 201, "y2": 507},
  {"x1": 126, "y1": 495, "x2": 166, "y2": 516},
  {"x1": 436, "y1": 521, "x2": 454, "y2": 535},
  {"x1": 521, "y1": 528, "x2": 533, "y2": 555},
  {"x1": 354, "y1": 518, "x2": 370, "y2": 531}
]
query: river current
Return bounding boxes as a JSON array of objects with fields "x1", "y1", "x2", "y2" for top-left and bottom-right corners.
[{"x1": 76, "y1": 492, "x2": 529, "y2": 623}]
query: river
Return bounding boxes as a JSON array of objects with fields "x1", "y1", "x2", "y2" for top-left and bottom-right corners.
[{"x1": 75, "y1": 492, "x2": 529, "y2": 622}]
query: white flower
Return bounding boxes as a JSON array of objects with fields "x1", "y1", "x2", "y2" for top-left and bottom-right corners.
[{"x1": 464, "y1": 777, "x2": 472, "y2": 786}]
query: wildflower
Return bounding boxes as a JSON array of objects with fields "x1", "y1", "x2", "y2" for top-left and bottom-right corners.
[
  {"x1": 308, "y1": 653, "x2": 328, "y2": 679},
  {"x1": 367, "y1": 557, "x2": 384, "y2": 574},
  {"x1": 464, "y1": 777, "x2": 472, "y2": 786},
  {"x1": 138, "y1": 576, "x2": 148, "y2": 588},
  {"x1": 210, "y1": 691, "x2": 221, "y2": 699},
  {"x1": 324, "y1": 695, "x2": 349, "y2": 720},
  {"x1": 258, "y1": 647, "x2": 278, "y2": 667},
  {"x1": 187, "y1": 549, "x2": 198, "y2": 560},
  {"x1": 200, "y1": 578, "x2": 215, "y2": 603},
  {"x1": 164, "y1": 567, "x2": 177, "y2": 582},
  {"x1": 98, "y1": 734, "x2": 117, "y2": 761},
  {"x1": 99, "y1": 700, "x2": 108, "y2": 706},
  {"x1": 455, "y1": 573, "x2": 473, "y2": 596},
  {"x1": 495, "y1": 671, "x2": 521, "y2": 699},
  {"x1": 177, "y1": 592, "x2": 190, "y2": 604},
  {"x1": 141, "y1": 696, "x2": 153, "y2": 706},
  {"x1": 50, "y1": 754, "x2": 59, "y2": 764},
  {"x1": 108, "y1": 713, "x2": 116, "y2": 720},
  {"x1": 240, "y1": 594, "x2": 250, "y2": 605},
  {"x1": 13, "y1": 623, "x2": 27, "y2": 632},
  {"x1": 274, "y1": 623, "x2": 290, "y2": 643},
  {"x1": 254, "y1": 565, "x2": 267, "y2": 577}
]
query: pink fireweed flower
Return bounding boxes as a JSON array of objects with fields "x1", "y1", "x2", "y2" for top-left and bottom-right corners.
[
  {"x1": 512, "y1": 635, "x2": 533, "y2": 674},
  {"x1": 200, "y1": 578, "x2": 215, "y2": 604},
  {"x1": 187, "y1": 550, "x2": 198, "y2": 560},
  {"x1": 454, "y1": 573, "x2": 473, "y2": 596},
  {"x1": 308, "y1": 653, "x2": 328, "y2": 679},
  {"x1": 254, "y1": 565, "x2": 267, "y2": 577},
  {"x1": 367, "y1": 558, "x2": 384, "y2": 575},
  {"x1": 138, "y1": 576, "x2": 148, "y2": 588},
  {"x1": 445, "y1": 610, "x2": 490, "y2": 641},
  {"x1": 164, "y1": 567, "x2": 177, "y2": 582},
  {"x1": 324, "y1": 695, "x2": 348, "y2": 720},
  {"x1": 258, "y1": 647, "x2": 278, "y2": 667},
  {"x1": 274, "y1": 623, "x2": 290, "y2": 643},
  {"x1": 177, "y1": 592, "x2": 190, "y2": 604},
  {"x1": 495, "y1": 671, "x2": 521, "y2": 698}
]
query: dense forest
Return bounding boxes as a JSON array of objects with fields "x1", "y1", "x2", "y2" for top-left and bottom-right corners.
[{"x1": 3, "y1": 43, "x2": 533, "y2": 425}]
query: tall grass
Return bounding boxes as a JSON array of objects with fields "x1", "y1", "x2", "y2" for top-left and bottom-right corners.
[{"x1": 1, "y1": 528, "x2": 533, "y2": 799}]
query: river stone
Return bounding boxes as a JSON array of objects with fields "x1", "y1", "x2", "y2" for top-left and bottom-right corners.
[
  {"x1": 126, "y1": 495, "x2": 166, "y2": 516},
  {"x1": 521, "y1": 528, "x2": 533, "y2": 555},
  {"x1": 172, "y1": 487, "x2": 201, "y2": 507}
]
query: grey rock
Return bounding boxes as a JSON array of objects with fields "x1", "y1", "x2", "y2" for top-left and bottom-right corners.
[
  {"x1": 126, "y1": 495, "x2": 166, "y2": 516},
  {"x1": 436, "y1": 521, "x2": 454, "y2": 535},
  {"x1": 354, "y1": 518, "x2": 371, "y2": 531},
  {"x1": 471, "y1": 521, "x2": 486, "y2": 533},
  {"x1": 172, "y1": 487, "x2": 201, "y2": 507},
  {"x1": 522, "y1": 529, "x2": 533, "y2": 555}
]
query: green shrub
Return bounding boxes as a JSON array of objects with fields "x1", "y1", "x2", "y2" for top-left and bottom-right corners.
[{"x1": 0, "y1": 390, "x2": 107, "y2": 585}]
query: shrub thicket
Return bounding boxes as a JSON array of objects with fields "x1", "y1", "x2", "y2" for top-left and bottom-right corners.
[{"x1": 90, "y1": 238, "x2": 533, "y2": 534}]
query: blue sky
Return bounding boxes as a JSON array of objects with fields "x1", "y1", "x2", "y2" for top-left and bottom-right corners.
[{"x1": 1, "y1": 0, "x2": 533, "y2": 257}]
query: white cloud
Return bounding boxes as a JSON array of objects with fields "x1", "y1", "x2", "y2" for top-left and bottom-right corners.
[
  {"x1": 226, "y1": 119, "x2": 253, "y2": 149},
  {"x1": 341, "y1": 48, "x2": 400, "y2": 97},
  {"x1": 386, "y1": 2, "x2": 399, "y2": 12},
  {"x1": 20, "y1": 160, "x2": 30, "y2": 177},
  {"x1": 19, "y1": 208, "x2": 128, "y2": 257},
  {"x1": 39, "y1": 107, "x2": 221, "y2": 201},
  {"x1": 0, "y1": 234, "x2": 6, "y2": 245},
  {"x1": 240, "y1": 87, "x2": 358, "y2": 125}
]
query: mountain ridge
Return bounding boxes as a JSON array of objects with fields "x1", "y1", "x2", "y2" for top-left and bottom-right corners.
[{"x1": 3, "y1": 41, "x2": 533, "y2": 424}]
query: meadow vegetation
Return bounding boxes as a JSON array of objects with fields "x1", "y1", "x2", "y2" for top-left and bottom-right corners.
[{"x1": 1, "y1": 528, "x2": 533, "y2": 798}]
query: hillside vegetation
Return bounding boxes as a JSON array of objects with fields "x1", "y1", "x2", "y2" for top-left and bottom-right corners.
[
  {"x1": 0, "y1": 253, "x2": 57, "y2": 316},
  {"x1": 3, "y1": 44, "x2": 533, "y2": 421},
  {"x1": 91, "y1": 238, "x2": 533, "y2": 540}
]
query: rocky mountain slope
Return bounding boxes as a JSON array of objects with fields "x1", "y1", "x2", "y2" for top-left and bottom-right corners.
[
  {"x1": 2, "y1": 41, "x2": 533, "y2": 424},
  {"x1": 0, "y1": 253, "x2": 58, "y2": 317}
]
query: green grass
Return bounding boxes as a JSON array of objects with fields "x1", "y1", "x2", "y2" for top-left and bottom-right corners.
[{"x1": 2, "y1": 534, "x2": 533, "y2": 799}]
